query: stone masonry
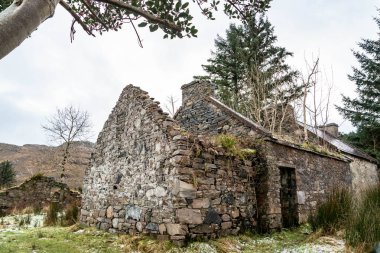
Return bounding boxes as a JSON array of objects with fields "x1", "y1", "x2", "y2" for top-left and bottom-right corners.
[
  {"x1": 81, "y1": 80, "x2": 370, "y2": 242},
  {"x1": 0, "y1": 176, "x2": 80, "y2": 216},
  {"x1": 174, "y1": 81, "x2": 353, "y2": 231},
  {"x1": 80, "y1": 85, "x2": 258, "y2": 243}
]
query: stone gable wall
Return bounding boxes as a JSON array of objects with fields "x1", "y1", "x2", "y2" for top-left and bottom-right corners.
[
  {"x1": 81, "y1": 85, "x2": 179, "y2": 231},
  {"x1": 175, "y1": 98, "x2": 266, "y2": 138},
  {"x1": 80, "y1": 85, "x2": 258, "y2": 243}
]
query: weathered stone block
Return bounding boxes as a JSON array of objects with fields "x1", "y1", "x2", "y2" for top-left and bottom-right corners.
[
  {"x1": 203, "y1": 209, "x2": 222, "y2": 224},
  {"x1": 146, "y1": 223, "x2": 159, "y2": 231},
  {"x1": 177, "y1": 208, "x2": 202, "y2": 224},
  {"x1": 191, "y1": 224, "x2": 214, "y2": 233},
  {"x1": 81, "y1": 209, "x2": 89, "y2": 216},
  {"x1": 221, "y1": 214, "x2": 231, "y2": 222},
  {"x1": 159, "y1": 224, "x2": 166, "y2": 235},
  {"x1": 136, "y1": 222, "x2": 143, "y2": 232},
  {"x1": 192, "y1": 198, "x2": 210, "y2": 209},
  {"x1": 100, "y1": 223, "x2": 110, "y2": 230},
  {"x1": 157, "y1": 235, "x2": 170, "y2": 241},
  {"x1": 112, "y1": 218, "x2": 119, "y2": 228},
  {"x1": 166, "y1": 224, "x2": 188, "y2": 235},
  {"x1": 221, "y1": 221, "x2": 232, "y2": 230},
  {"x1": 125, "y1": 205, "x2": 142, "y2": 220},
  {"x1": 99, "y1": 210, "x2": 106, "y2": 217},
  {"x1": 231, "y1": 209, "x2": 240, "y2": 219},
  {"x1": 297, "y1": 191, "x2": 306, "y2": 205},
  {"x1": 106, "y1": 206, "x2": 113, "y2": 218},
  {"x1": 172, "y1": 180, "x2": 196, "y2": 199},
  {"x1": 146, "y1": 187, "x2": 167, "y2": 199}
]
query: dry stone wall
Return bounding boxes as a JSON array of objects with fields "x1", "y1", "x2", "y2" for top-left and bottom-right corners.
[
  {"x1": 169, "y1": 136, "x2": 257, "y2": 240},
  {"x1": 80, "y1": 85, "x2": 258, "y2": 244},
  {"x1": 0, "y1": 176, "x2": 80, "y2": 216},
  {"x1": 81, "y1": 85, "x2": 178, "y2": 233},
  {"x1": 175, "y1": 81, "x2": 353, "y2": 232},
  {"x1": 259, "y1": 141, "x2": 352, "y2": 230}
]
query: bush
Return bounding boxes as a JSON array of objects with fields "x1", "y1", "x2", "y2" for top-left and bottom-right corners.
[
  {"x1": 44, "y1": 201, "x2": 60, "y2": 226},
  {"x1": 345, "y1": 185, "x2": 380, "y2": 251},
  {"x1": 62, "y1": 204, "x2": 79, "y2": 226},
  {"x1": 0, "y1": 160, "x2": 15, "y2": 188},
  {"x1": 216, "y1": 134, "x2": 256, "y2": 159},
  {"x1": 30, "y1": 173, "x2": 44, "y2": 181},
  {"x1": 217, "y1": 134, "x2": 237, "y2": 151},
  {"x1": 308, "y1": 187, "x2": 353, "y2": 234}
]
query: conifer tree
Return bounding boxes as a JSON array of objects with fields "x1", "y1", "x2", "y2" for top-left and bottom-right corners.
[
  {"x1": 337, "y1": 14, "x2": 380, "y2": 163},
  {"x1": 0, "y1": 160, "x2": 15, "y2": 188},
  {"x1": 196, "y1": 0, "x2": 299, "y2": 116}
]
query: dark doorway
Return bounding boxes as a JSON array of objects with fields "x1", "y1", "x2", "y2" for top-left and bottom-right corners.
[{"x1": 279, "y1": 167, "x2": 298, "y2": 228}]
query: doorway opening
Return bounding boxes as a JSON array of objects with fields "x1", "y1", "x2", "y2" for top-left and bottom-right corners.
[{"x1": 279, "y1": 167, "x2": 298, "y2": 228}]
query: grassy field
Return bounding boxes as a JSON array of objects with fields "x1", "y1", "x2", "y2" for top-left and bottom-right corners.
[{"x1": 0, "y1": 224, "x2": 347, "y2": 253}]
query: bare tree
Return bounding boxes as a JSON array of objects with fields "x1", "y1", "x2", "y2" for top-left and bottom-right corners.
[
  {"x1": 295, "y1": 56, "x2": 334, "y2": 143},
  {"x1": 164, "y1": 95, "x2": 179, "y2": 118},
  {"x1": 300, "y1": 57, "x2": 319, "y2": 142},
  {"x1": 242, "y1": 64, "x2": 302, "y2": 135},
  {"x1": 42, "y1": 105, "x2": 91, "y2": 181}
]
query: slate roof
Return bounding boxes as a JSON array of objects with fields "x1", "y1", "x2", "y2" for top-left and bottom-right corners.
[
  {"x1": 206, "y1": 96, "x2": 272, "y2": 136},
  {"x1": 304, "y1": 124, "x2": 376, "y2": 163}
]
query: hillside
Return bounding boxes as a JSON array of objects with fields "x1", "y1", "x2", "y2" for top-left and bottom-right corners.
[{"x1": 0, "y1": 141, "x2": 93, "y2": 189}]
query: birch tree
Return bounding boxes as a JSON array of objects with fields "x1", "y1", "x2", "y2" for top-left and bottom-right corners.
[{"x1": 42, "y1": 105, "x2": 91, "y2": 181}]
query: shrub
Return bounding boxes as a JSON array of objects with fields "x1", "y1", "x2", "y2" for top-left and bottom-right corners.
[
  {"x1": 30, "y1": 173, "x2": 44, "y2": 181},
  {"x1": 62, "y1": 204, "x2": 79, "y2": 226},
  {"x1": 345, "y1": 185, "x2": 380, "y2": 251},
  {"x1": 0, "y1": 160, "x2": 15, "y2": 188},
  {"x1": 217, "y1": 134, "x2": 237, "y2": 150},
  {"x1": 216, "y1": 134, "x2": 256, "y2": 159},
  {"x1": 44, "y1": 201, "x2": 61, "y2": 226},
  {"x1": 308, "y1": 187, "x2": 353, "y2": 234}
]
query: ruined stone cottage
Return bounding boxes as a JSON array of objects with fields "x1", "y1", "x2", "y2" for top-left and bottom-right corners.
[{"x1": 80, "y1": 81, "x2": 378, "y2": 243}]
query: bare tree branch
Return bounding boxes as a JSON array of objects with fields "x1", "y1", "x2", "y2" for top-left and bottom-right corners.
[
  {"x1": 79, "y1": 0, "x2": 109, "y2": 30},
  {"x1": 93, "y1": 0, "x2": 182, "y2": 32},
  {"x1": 60, "y1": 0, "x2": 95, "y2": 37}
]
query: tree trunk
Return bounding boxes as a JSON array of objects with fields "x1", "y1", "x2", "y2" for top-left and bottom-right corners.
[
  {"x1": 0, "y1": 0, "x2": 60, "y2": 59},
  {"x1": 60, "y1": 141, "x2": 70, "y2": 183}
]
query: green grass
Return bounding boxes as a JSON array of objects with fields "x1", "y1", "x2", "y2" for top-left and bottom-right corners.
[
  {"x1": 0, "y1": 226, "x2": 123, "y2": 253},
  {"x1": 308, "y1": 187, "x2": 353, "y2": 234},
  {"x1": 345, "y1": 185, "x2": 380, "y2": 251},
  {"x1": 0, "y1": 224, "x2": 343, "y2": 253},
  {"x1": 309, "y1": 184, "x2": 380, "y2": 252}
]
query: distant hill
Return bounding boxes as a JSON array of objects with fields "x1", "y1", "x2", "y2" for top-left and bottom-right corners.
[{"x1": 0, "y1": 141, "x2": 94, "y2": 189}]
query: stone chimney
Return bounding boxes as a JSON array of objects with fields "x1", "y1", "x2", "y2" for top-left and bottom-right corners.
[
  {"x1": 318, "y1": 123, "x2": 339, "y2": 138},
  {"x1": 181, "y1": 81, "x2": 216, "y2": 106}
]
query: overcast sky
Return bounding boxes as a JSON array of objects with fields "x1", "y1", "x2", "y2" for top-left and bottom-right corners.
[{"x1": 0, "y1": 0, "x2": 378, "y2": 146}]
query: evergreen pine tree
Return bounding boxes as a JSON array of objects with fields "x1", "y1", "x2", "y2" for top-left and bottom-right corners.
[
  {"x1": 337, "y1": 14, "x2": 380, "y2": 163},
  {"x1": 195, "y1": 1, "x2": 298, "y2": 115},
  {"x1": 0, "y1": 160, "x2": 15, "y2": 188}
]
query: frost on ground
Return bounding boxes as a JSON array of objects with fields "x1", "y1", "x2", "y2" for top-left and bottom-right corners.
[
  {"x1": 0, "y1": 221, "x2": 349, "y2": 253},
  {"x1": 278, "y1": 237, "x2": 346, "y2": 253},
  {"x1": 0, "y1": 213, "x2": 45, "y2": 232}
]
